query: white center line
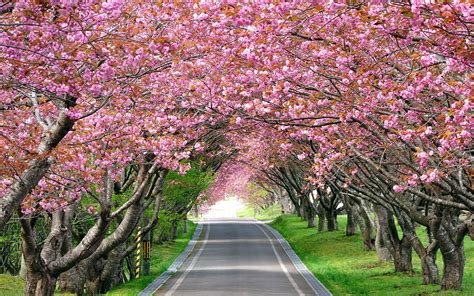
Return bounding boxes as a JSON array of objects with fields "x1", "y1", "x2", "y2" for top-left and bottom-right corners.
[{"x1": 164, "y1": 222, "x2": 211, "y2": 296}]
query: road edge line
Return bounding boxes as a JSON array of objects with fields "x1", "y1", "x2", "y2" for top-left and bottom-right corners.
[
  {"x1": 255, "y1": 222, "x2": 305, "y2": 296},
  {"x1": 164, "y1": 221, "x2": 210, "y2": 296},
  {"x1": 138, "y1": 221, "x2": 204, "y2": 296},
  {"x1": 259, "y1": 221, "x2": 333, "y2": 296}
]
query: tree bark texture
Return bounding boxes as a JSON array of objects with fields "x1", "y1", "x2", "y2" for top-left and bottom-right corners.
[
  {"x1": 374, "y1": 205, "x2": 413, "y2": 272},
  {"x1": 431, "y1": 208, "x2": 466, "y2": 290}
]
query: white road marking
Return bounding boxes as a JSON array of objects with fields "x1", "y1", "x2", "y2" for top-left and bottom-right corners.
[
  {"x1": 261, "y1": 222, "x2": 329, "y2": 296},
  {"x1": 255, "y1": 223, "x2": 305, "y2": 296},
  {"x1": 164, "y1": 222, "x2": 211, "y2": 296}
]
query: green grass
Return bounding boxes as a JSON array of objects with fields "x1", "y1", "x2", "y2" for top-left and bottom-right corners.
[
  {"x1": 237, "y1": 203, "x2": 282, "y2": 221},
  {"x1": 0, "y1": 274, "x2": 27, "y2": 296},
  {"x1": 107, "y1": 221, "x2": 197, "y2": 295},
  {"x1": 271, "y1": 215, "x2": 474, "y2": 296}
]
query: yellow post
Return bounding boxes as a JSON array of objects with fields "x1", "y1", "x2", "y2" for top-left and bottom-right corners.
[
  {"x1": 143, "y1": 217, "x2": 151, "y2": 276},
  {"x1": 135, "y1": 226, "x2": 142, "y2": 279}
]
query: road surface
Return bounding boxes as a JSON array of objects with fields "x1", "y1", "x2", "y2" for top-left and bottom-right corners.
[{"x1": 155, "y1": 218, "x2": 320, "y2": 296}]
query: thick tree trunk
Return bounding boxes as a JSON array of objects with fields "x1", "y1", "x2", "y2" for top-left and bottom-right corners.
[
  {"x1": 59, "y1": 165, "x2": 158, "y2": 295},
  {"x1": 396, "y1": 212, "x2": 439, "y2": 284},
  {"x1": 278, "y1": 190, "x2": 293, "y2": 213},
  {"x1": 375, "y1": 214, "x2": 392, "y2": 261},
  {"x1": 317, "y1": 203, "x2": 326, "y2": 232},
  {"x1": 301, "y1": 195, "x2": 316, "y2": 228},
  {"x1": 326, "y1": 209, "x2": 338, "y2": 231},
  {"x1": 183, "y1": 217, "x2": 188, "y2": 234},
  {"x1": 393, "y1": 236, "x2": 413, "y2": 272},
  {"x1": 21, "y1": 212, "x2": 64, "y2": 296},
  {"x1": 361, "y1": 224, "x2": 374, "y2": 250},
  {"x1": 25, "y1": 270, "x2": 57, "y2": 296},
  {"x1": 58, "y1": 266, "x2": 85, "y2": 295},
  {"x1": 307, "y1": 216, "x2": 316, "y2": 228},
  {"x1": 300, "y1": 197, "x2": 308, "y2": 221},
  {"x1": 374, "y1": 205, "x2": 413, "y2": 271},
  {"x1": 420, "y1": 251, "x2": 439, "y2": 285},
  {"x1": 284, "y1": 188, "x2": 300, "y2": 217},
  {"x1": 88, "y1": 247, "x2": 125, "y2": 294},
  {"x1": 24, "y1": 270, "x2": 39, "y2": 296},
  {"x1": 307, "y1": 204, "x2": 316, "y2": 228},
  {"x1": 433, "y1": 220, "x2": 465, "y2": 290},
  {"x1": 359, "y1": 204, "x2": 375, "y2": 250},
  {"x1": 346, "y1": 208, "x2": 357, "y2": 236},
  {"x1": 440, "y1": 246, "x2": 464, "y2": 290},
  {"x1": 317, "y1": 189, "x2": 340, "y2": 232},
  {"x1": 412, "y1": 237, "x2": 439, "y2": 284}
]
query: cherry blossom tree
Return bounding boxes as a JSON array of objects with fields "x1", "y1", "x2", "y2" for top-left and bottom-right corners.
[{"x1": 1, "y1": 0, "x2": 472, "y2": 293}]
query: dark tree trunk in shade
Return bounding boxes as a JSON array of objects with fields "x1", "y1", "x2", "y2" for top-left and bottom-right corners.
[
  {"x1": 396, "y1": 211, "x2": 439, "y2": 285},
  {"x1": 307, "y1": 202, "x2": 316, "y2": 228},
  {"x1": 431, "y1": 210, "x2": 466, "y2": 290},
  {"x1": 420, "y1": 250, "x2": 439, "y2": 285},
  {"x1": 317, "y1": 203, "x2": 326, "y2": 232},
  {"x1": 25, "y1": 270, "x2": 57, "y2": 296},
  {"x1": 183, "y1": 217, "x2": 188, "y2": 233},
  {"x1": 374, "y1": 205, "x2": 413, "y2": 272},
  {"x1": 439, "y1": 246, "x2": 464, "y2": 290},
  {"x1": 326, "y1": 208, "x2": 338, "y2": 232},
  {"x1": 345, "y1": 207, "x2": 357, "y2": 236}
]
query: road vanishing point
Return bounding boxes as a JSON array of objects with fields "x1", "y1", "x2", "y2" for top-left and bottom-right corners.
[{"x1": 144, "y1": 200, "x2": 331, "y2": 296}]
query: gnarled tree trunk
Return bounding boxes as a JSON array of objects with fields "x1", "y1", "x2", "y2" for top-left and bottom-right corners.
[
  {"x1": 317, "y1": 202, "x2": 326, "y2": 232},
  {"x1": 326, "y1": 207, "x2": 338, "y2": 231},
  {"x1": 345, "y1": 205, "x2": 357, "y2": 236},
  {"x1": 359, "y1": 202, "x2": 375, "y2": 250},
  {"x1": 431, "y1": 209, "x2": 466, "y2": 290},
  {"x1": 25, "y1": 269, "x2": 57, "y2": 296},
  {"x1": 21, "y1": 216, "x2": 64, "y2": 296},
  {"x1": 375, "y1": 208, "x2": 392, "y2": 261},
  {"x1": 58, "y1": 266, "x2": 85, "y2": 295},
  {"x1": 396, "y1": 211, "x2": 439, "y2": 284},
  {"x1": 439, "y1": 244, "x2": 464, "y2": 290},
  {"x1": 420, "y1": 245, "x2": 439, "y2": 285},
  {"x1": 374, "y1": 205, "x2": 413, "y2": 271},
  {"x1": 307, "y1": 203, "x2": 316, "y2": 228}
]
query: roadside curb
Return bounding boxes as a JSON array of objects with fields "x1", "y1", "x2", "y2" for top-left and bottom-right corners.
[
  {"x1": 260, "y1": 222, "x2": 332, "y2": 296},
  {"x1": 138, "y1": 222, "x2": 204, "y2": 296}
]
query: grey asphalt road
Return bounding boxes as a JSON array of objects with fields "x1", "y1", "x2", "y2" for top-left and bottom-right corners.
[{"x1": 155, "y1": 219, "x2": 318, "y2": 296}]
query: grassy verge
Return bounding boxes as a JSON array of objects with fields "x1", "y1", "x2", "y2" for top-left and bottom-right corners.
[
  {"x1": 271, "y1": 215, "x2": 473, "y2": 296},
  {"x1": 237, "y1": 203, "x2": 282, "y2": 221},
  {"x1": 107, "y1": 221, "x2": 197, "y2": 295},
  {"x1": 0, "y1": 274, "x2": 27, "y2": 296},
  {"x1": 0, "y1": 275, "x2": 75, "y2": 296}
]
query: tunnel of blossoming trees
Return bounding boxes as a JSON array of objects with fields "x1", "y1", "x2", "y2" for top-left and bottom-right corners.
[{"x1": 0, "y1": 1, "x2": 472, "y2": 295}]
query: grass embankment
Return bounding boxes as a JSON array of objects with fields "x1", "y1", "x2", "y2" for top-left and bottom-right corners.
[
  {"x1": 271, "y1": 215, "x2": 474, "y2": 296},
  {"x1": 0, "y1": 274, "x2": 27, "y2": 296},
  {"x1": 0, "y1": 222, "x2": 196, "y2": 296},
  {"x1": 237, "y1": 203, "x2": 282, "y2": 221},
  {"x1": 0, "y1": 275, "x2": 75, "y2": 296},
  {"x1": 107, "y1": 221, "x2": 197, "y2": 295}
]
